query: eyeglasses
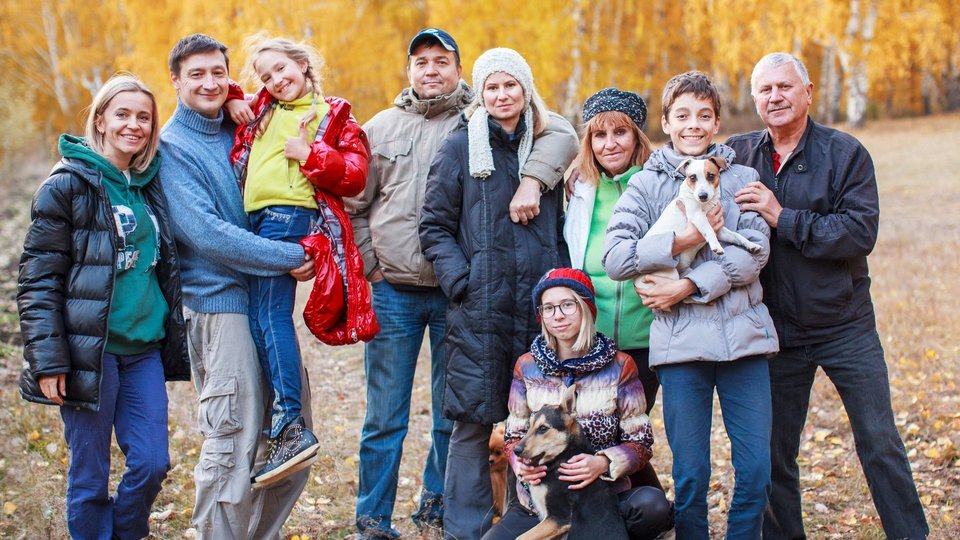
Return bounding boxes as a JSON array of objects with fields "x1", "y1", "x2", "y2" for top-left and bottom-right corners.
[{"x1": 539, "y1": 300, "x2": 580, "y2": 319}]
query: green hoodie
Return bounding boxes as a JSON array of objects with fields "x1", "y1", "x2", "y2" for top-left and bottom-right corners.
[
  {"x1": 583, "y1": 165, "x2": 654, "y2": 349},
  {"x1": 58, "y1": 134, "x2": 169, "y2": 355}
]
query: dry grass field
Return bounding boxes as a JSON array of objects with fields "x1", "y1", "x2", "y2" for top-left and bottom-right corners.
[{"x1": 0, "y1": 113, "x2": 958, "y2": 539}]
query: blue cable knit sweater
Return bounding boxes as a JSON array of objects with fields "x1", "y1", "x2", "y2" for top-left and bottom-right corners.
[{"x1": 159, "y1": 102, "x2": 305, "y2": 314}]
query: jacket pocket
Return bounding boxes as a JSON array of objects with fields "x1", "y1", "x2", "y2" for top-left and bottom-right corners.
[
  {"x1": 372, "y1": 138, "x2": 412, "y2": 162},
  {"x1": 796, "y1": 260, "x2": 854, "y2": 328},
  {"x1": 197, "y1": 376, "x2": 241, "y2": 438}
]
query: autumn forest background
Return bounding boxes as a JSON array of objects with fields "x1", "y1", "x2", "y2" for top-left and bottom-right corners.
[{"x1": 0, "y1": 0, "x2": 959, "y2": 538}]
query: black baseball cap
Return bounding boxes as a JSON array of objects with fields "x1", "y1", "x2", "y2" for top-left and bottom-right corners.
[{"x1": 408, "y1": 28, "x2": 460, "y2": 64}]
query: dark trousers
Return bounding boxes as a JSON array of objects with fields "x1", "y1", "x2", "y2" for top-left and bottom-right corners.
[
  {"x1": 622, "y1": 347, "x2": 663, "y2": 490},
  {"x1": 482, "y1": 486, "x2": 672, "y2": 540},
  {"x1": 763, "y1": 329, "x2": 928, "y2": 539}
]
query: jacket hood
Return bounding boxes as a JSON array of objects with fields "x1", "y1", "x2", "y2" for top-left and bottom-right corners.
[
  {"x1": 58, "y1": 134, "x2": 161, "y2": 187},
  {"x1": 394, "y1": 80, "x2": 474, "y2": 118},
  {"x1": 644, "y1": 143, "x2": 737, "y2": 179}
]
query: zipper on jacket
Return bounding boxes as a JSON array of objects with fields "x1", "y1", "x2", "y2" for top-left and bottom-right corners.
[{"x1": 479, "y1": 175, "x2": 492, "y2": 419}]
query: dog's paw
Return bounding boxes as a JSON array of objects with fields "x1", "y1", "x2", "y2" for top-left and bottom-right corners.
[
  {"x1": 745, "y1": 241, "x2": 761, "y2": 253},
  {"x1": 711, "y1": 245, "x2": 725, "y2": 255}
]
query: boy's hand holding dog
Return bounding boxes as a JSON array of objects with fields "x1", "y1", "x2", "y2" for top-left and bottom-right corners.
[
  {"x1": 635, "y1": 275, "x2": 698, "y2": 311},
  {"x1": 672, "y1": 201, "x2": 724, "y2": 255},
  {"x1": 559, "y1": 453, "x2": 611, "y2": 490},
  {"x1": 634, "y1": 200, "x2": 722, "y2": 310}
]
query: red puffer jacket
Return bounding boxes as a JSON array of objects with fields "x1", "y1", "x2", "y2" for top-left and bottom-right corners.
[{"x1": 230, "y1": 85, "x2": 379, "y2": 345}]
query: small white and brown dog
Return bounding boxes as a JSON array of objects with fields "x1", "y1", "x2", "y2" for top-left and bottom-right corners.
[{"x1": 635, "y1": 156, "x2": 760, "y2": 290}]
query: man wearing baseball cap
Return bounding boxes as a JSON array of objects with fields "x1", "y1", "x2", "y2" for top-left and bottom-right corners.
[{"x1": 346, "y1": 28, "x2": 577, "y2": 539}]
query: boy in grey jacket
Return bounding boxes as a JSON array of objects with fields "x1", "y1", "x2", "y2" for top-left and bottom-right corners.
[{"x1": 603, "y1": 71, "x2": 779, "y2": 538}]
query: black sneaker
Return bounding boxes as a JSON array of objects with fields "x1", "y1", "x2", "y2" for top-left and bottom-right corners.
[{"x1": 252, "y1": 416, "x2": 320, "y2": 487}]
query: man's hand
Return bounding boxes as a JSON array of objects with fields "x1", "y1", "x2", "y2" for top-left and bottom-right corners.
[
  {"x1": 39, "y1": 373, "x2": 66, "y2": 406},
  {"x1": 735, "y1": 181, "x2": 782, "y2": 228},
  {"x1": 517, "y1": 460, "x2": 548, "y2": 486},
  {"x1": 225, "y1": 99, "x2": 254, "y2": 125},
  {"x1": 284, "y1": 122, "x2": 312, "y2": 163},
  {"x1": 290, "y1": 253, "x2": 315, "y2": 281},
  {"x1": 368, "y1": 269, "x2": 385, "y2": 283},
  {"x1": 509, "y1": 177, "x2": 543, "y2": 225},
  {"x1": 635, "y1": 275, "x2": 697, "y2": 311},
  {"x1": 558, "y1": 453, "x2": 609, "y2": 490}
]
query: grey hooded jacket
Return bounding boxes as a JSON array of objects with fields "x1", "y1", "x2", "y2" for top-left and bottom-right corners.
[{"x1": 603, "y1": 144, "x2": 779, "y2": 368}]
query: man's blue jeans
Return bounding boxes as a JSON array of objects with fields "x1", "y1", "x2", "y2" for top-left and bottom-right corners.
[
  {"x1": 659, "y1": 356, "x2": 772, "y2": 540},
  {"x1": 356, "y1": 279, "x2": 453, "y2": 538},
  {"x1": 61, "y1": 349, "x2": 169, "y2": 540},
  {"x1": 249, "y1": 205, "x2": 316, "y2": 437},
  {"x1": 763, "y1": 329, "x2": 928, "y2": 540}
]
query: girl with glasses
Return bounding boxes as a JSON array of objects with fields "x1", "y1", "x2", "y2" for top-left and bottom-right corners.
[{"x1": 483, "y1": 268, "x2": 673, "y2": 540}]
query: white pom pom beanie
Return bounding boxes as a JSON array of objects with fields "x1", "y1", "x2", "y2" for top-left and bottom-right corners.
[{"x1": 467, "y1": 47, "x2": 535, "y2": 179}]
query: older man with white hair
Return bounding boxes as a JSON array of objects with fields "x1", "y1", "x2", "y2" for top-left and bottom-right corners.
[{"x1": 728, "y1": 52, "x2": 928, "y2": 540}]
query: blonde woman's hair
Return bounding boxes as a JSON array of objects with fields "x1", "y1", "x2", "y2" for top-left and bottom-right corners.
[
  {"x1": 572, "y1": 111, "x2": 652, "y2": 186},
  {"x1": 84, "y1": 73, "x2": 159, "y2": 174},
  {"x1": 464, "y1": 82, "x2": 550, "y2": 137},
  {"x1": 540, "y1": 291, "x2": 596, "y2": 356},
  {"x1": 242, "y1": 32, "x2": 325, "y2": 137}
]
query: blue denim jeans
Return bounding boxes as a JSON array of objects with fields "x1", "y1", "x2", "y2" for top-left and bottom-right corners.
[
  {"x1": 249, "y1": 205, "x2": 317, "y2": 437},
  {"x1": 60, "y1": 349, "x2": 169, "y2": 540},
  {"x1": 356, "y1": 280, "x2": 453, "y2": 538},
  {"x1": 763, "y1": 329, "x2": 928, "y2": 540},
  {"x1": 659, "y1": 357, "x2": 771, "y2": 540}
]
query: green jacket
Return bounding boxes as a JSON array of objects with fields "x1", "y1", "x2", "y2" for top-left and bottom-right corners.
[{"x1": 565, "y1": 165, "x2": 653, "y2": 349}]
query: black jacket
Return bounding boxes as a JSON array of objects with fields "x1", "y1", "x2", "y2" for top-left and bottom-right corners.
[
  {"x1": 18, "y1": 157, "x2": 189, "y2": 410},
  {"x1": 726, "y1": 117, "x2": 879, "y2": 347},
  {"x1": 420, "y1": 117, "x2": 568, "y2": 424}
]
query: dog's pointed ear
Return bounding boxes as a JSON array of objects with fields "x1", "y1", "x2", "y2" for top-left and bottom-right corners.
[
  {"x1": 561, "y1": 384, "x2": 577, "y2": 416},
  {"x1": 675, "y1": 157, "x2": 693, "y2": 175},
  {"x1": 708, "y1": 156, "x2": 728, "y2": 171}
]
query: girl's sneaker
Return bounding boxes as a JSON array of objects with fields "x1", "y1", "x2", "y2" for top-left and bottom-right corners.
[{"x1": 252, "y1": 416, "x2": 319, "y2": 487}]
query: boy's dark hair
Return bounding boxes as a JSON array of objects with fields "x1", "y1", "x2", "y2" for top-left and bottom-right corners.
[
  {"x1": 168, "y1": 33, "x2": 229, "y2": 75},
  {"x1": 661, "y1": 71, "x2": 721, "y2": 118}
]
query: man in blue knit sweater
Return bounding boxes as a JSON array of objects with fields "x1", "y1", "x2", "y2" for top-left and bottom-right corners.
[{"x1": 158, "y1": 34, "x2": 315, "y2": 539}]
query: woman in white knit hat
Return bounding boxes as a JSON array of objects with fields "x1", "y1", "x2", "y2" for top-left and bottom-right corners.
[{"x1": 419, "y1": 47, "x2": 578, "y2": 539}]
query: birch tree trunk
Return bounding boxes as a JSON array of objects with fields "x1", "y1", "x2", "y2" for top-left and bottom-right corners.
[
  {"x1": 839, "y1": 0, "x2": 878, "y2": 128},
  {"x1": 560, "y1": 0, "x2": 585, "y2": 121},
  {"x1": 819, "y1": 42, "x2": 842, "y2": 124},
  {"x1": 40, "y1": 0, "x2": 71, "y2": 116}
]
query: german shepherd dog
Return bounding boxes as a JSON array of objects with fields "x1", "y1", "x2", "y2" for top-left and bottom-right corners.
[{"x1": 513, "y1": 385, "x2": 629, "y2": 540}]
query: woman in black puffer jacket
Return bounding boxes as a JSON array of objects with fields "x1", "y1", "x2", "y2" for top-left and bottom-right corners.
[
  {"x1": 17, "y1": 74, "x2": 188, "y2": 540},
  {"x1": 419, "y1": 48, "x2": 577, "y2": 540}
]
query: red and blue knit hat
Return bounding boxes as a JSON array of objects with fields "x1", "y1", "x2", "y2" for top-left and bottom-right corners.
[{"x1": 532, "y1": 268, "x2": 598, "y2": 320}]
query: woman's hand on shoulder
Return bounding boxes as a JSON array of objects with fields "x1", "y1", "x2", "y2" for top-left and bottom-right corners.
[
  {"x1": 558, "y1": 453, "x2": 610, "y2": 490},
  {"x1": 39, "y1": 374, "x2": 66, "y2": 405}
]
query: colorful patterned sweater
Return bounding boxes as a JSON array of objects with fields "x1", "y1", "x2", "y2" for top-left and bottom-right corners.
[{"x1": 504, "y1": 333, "x2": 654, "y2": 505}]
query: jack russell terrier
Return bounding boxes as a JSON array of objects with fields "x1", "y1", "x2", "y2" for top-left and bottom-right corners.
[{"x1": 634, "y1": 156, "x2": 760, "y2": 292}]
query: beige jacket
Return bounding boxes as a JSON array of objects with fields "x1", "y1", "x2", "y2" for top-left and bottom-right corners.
[{"x1": 346, "y1": 81, "x2": 578, "y2": 287}]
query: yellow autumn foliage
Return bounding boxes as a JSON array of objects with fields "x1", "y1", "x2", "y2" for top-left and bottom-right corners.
[{"x1": 0, "y1": 0, "x2": 958, "y2": 156}]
